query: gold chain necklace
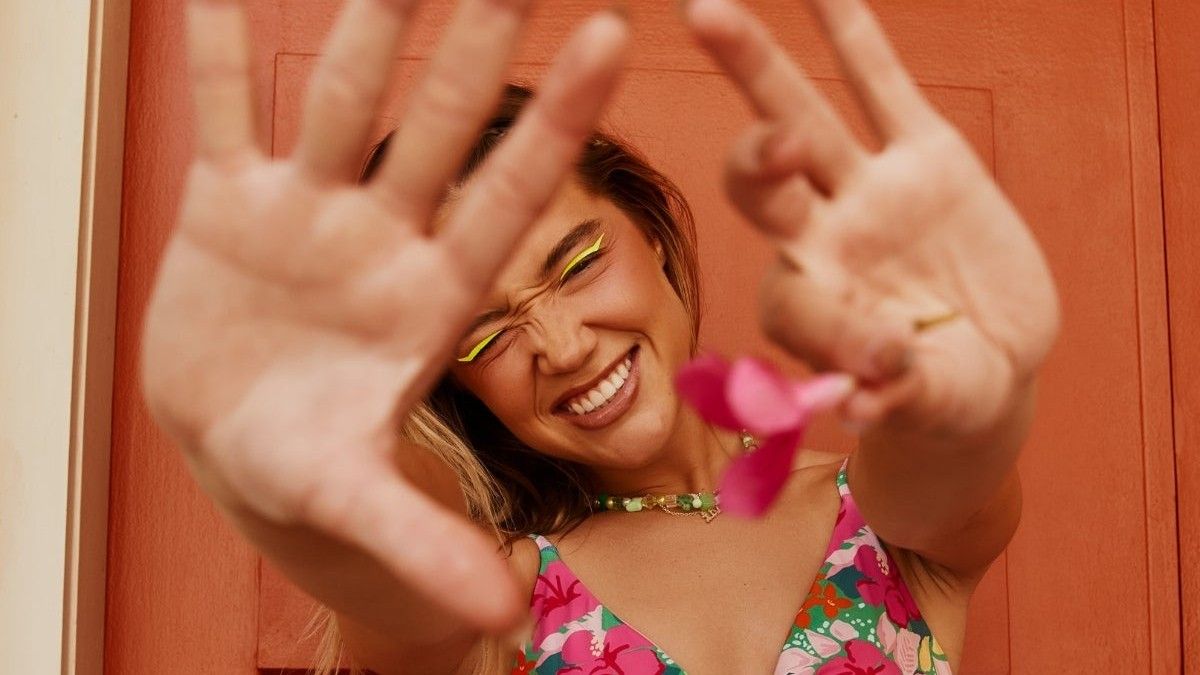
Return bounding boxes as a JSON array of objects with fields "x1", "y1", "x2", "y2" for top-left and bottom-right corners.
[{"x1": 591, "y1": 432, "x2": 757, "y2": 524}]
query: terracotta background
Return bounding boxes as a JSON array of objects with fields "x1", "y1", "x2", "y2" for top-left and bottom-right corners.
[{"x1": 105, "y1": 1, "x2": 1195, "y2": 672}]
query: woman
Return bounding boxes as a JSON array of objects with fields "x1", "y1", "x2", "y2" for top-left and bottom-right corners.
[{"x1": 142, "y1": 0, "x2": 1060, "y2": 673}]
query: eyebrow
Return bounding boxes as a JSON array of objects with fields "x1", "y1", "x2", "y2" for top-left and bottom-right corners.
[{"x1": 462, "y1": 218, "x2": 604, "y2": 338}]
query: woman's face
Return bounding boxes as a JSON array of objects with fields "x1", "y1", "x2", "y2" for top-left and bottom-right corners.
[{"x1": 449, "y1": 179, "x2": 695, "y2": 469}]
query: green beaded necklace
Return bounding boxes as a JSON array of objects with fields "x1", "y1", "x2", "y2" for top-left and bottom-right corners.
[
  {"x1": 590, "y1": 431, "x2": 757, "y2": 523},
  {"x1": 593, "y1": 489, "x2": 723, "y2": 521}
]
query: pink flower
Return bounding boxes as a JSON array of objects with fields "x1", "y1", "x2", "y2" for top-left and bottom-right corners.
[
  {"x1": 559, "y1": 625, "x2": 665, "y2": 674},
  {"x1": 530, "y1": 561, "x2": 599, "y2": 646},
  {"x1": 776, "y1": 646, "x2": 820, "y2": 675},
  {"x1": 815, "y1": 639, "x2": 902, "y2": 675},
  {"x1": 675, "y1": 355, "x2": 854, "y2": 517},
  {"x1": 853, "y1": 545, "x2": 920, "y2": 627}
]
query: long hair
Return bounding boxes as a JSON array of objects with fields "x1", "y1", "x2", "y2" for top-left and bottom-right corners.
[{"x1": 312, "y1": 83, "x2": 701, "y2": 674}]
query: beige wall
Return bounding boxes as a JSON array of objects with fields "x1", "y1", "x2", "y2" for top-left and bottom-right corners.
[{"x1": 0, "y1": 0, "x2": 127, "y2": 672}]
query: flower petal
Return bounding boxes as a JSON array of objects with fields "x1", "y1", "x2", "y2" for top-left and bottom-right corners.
[
  {"x1": 718, "y1": 429, "x2": 803, "y2": 517},
  {"x1": 793, "y1": 373, "x2": 856, "y2": 411},
  {"x1": 805, "y1": 629, "x2": 842, "y2": 658},
  {"x1": 675, "y1": 354, "x2": 742, "y2": 430},
  {"x1": 877, "y1": 614, "x2": 897, "y2": 654},
  {"x1": 560, "y1": 629, "x2": 599, "y2": 665},
  {"x1": 726, "y1": 358, "x2": 806, "y2": 435},
  {"x1": 844, "y1": 640, "x2": 902, "y2": 675},
  {"x1": 830, "y1": 619, "x2": 859, "y2": 641},
  {"x1": 776, "y1": 647, "x2": 820, "y2": 675},
  {"x1": 894, "y1": 628, "x2": 920, "y2": 674}
]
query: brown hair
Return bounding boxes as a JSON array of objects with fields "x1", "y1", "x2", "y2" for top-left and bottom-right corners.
[{"x1": 313, "y1": 83, "x2": 701, "y2": 674}]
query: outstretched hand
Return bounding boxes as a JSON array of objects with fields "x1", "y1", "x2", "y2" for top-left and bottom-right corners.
[
  {"x1": 684, "y1": 0, "x2": 1060, "y2": 438},
  {"x1": 141, "y1": 0, "x2": 627, "y2": 632}
]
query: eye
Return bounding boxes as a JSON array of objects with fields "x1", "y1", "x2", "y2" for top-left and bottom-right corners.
[
  {"x1": 559, "y1": 233, "x2": 605, "y2": 283},
  {"x1": 560, "y1": 249, "x2": 603, "y2": 282},
  {"x1": 457, "y1": 328, "x2": 504, "y2": 363}
]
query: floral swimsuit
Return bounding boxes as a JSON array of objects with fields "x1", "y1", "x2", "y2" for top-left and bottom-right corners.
[{"x1": 511, "y1": 459, "x2": 952, "y2": 674}]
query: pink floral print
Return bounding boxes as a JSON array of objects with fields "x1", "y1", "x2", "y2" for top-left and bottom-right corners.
[{"x1": 514, "y1": 460, "x2": 952, "y2": 674}]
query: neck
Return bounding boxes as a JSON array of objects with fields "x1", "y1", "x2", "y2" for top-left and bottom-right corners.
[{"x1": 589, "y1": 408, "x2": 743, "y2": 496}]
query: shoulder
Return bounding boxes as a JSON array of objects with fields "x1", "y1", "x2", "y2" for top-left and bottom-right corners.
[
  {"x1": 505, "y1": 534, "x2": 542, "y2": 606},
  {"x1": 791, "y1": 447, "x2": 848, "y2": 482}
]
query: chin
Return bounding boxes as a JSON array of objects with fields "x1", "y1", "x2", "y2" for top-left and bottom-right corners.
[{"x1": 586, "y1": 405, "x2": 678, "y2": 467}]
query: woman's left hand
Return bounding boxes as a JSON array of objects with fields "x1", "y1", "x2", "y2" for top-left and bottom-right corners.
[{"x1": 684, "y1": 0, "x2": 1061, "y2": 437}]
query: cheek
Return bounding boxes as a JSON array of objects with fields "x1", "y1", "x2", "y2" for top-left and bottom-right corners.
[
  {"x1": 456, "y1": 362, "x2": 533, "y2": 425},
  {"x1": 588, "y1": 256, "x2": 692, "y2": 359}
]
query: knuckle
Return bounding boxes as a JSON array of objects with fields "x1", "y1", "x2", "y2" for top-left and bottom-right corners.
[
  {"x1": 478, "y1": 158, "x2": 541, "y2": 219},
  {"x1": 313, "y1": 59, "x2": 378, "y2": 111},
  {"x1": 413, "y1": 74, "x2": 483, "y2": 135},
  {"x1": 525, "y1": 100, "x2": 588, "y2": 145}
]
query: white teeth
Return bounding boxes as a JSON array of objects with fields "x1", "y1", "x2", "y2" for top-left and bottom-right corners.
[{"x1": 564, "y1": 352, "x2": 636, "y2": 415}]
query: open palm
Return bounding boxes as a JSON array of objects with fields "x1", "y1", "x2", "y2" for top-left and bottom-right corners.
[
  {"x1": 687, "y1": 0, "x2": 1061, "y2": 437},
  {"x1": 141, "y1": 0, "x2": 626, "y2": 630}
]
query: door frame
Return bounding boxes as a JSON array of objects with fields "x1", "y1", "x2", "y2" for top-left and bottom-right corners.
[
  {"x1": 0, "y1": 0, "x2": 129, "y2": 673},
  {"x1": 1155, "y1": 0, "x2": 1200, "y2": 670}
]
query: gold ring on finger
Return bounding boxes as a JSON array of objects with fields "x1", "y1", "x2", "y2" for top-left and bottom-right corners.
[{"x1": 913, "y1": 308, "x2": 963, "y2": 333}]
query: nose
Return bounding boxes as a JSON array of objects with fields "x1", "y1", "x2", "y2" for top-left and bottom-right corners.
[{"x1": 526, "y1": 310, "x2": 597, "y2": 377}]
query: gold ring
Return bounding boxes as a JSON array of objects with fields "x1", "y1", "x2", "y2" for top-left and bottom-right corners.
[{"x1": 913, "y1": 309, "x2": 962, "y2": 333}]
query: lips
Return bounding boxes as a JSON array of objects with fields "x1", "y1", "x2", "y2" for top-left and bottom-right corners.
[
  {"x1": 553, "y1": 345, "x2": 639, "y2": 413},
  {"x1": 552, "y1": 346, "x2": 642, "y2": 430}
]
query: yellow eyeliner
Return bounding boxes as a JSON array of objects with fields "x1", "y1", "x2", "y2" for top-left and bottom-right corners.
[
  {"x1": 459, "y1": 233, "x2": 605, "y2": 364},
  {"x1": 559, "y1": 233, "x2": 605, "y2": 281},
  {"x1": 457, "y1": 328, "x2": 503, "y2": 363}
]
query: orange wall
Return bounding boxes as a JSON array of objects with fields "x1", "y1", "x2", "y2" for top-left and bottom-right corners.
[
  {"x1": 106, "y1": 2, "x2": 1183, "y2": 672},
  {"x1": 1155, "y1": 0, "x2": 1200, "y2": 669}
]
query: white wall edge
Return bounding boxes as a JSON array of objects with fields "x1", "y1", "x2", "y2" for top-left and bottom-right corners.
[
  {"x1": 62, "y1": 0, "x2": 130, "y2": 673},
  {"x1": 0, "y1": 0, "x2": 128, "y2": 672}
]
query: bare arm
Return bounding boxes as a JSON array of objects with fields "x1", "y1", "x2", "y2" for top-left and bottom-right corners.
[{"x1": 683, "y1": 0, "x2": 1060, "y2": 579}]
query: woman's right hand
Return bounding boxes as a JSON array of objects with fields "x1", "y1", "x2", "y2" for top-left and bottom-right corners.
[{"x1": 141, "y1": 0, "x2": 627, "y2": 633}]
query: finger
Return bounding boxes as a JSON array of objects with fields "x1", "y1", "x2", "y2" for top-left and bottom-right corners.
[
  {"x1": 294, "y1": 0, "x2": 418, "y2": 182},
  {"x1": 369, "y1": 0, "x2": 534, "y2": 225},
  {"x1": 725, "y1": 123, "x2": 821, "y2": 239},
  {"x1": 187, "y1": 0, "x2": 259, "y2": 165},
  {"x1": 304, "y1": 458, "x2": 522, "y2": 632},
  {"x1": 684, "y1": 0, "x2": 864, "y2": 192},
  {"x1": 808, "y1": 0, "x2": 940, "y2": 139},
  {"x1": 438, "y1": 12, "x2": 629, "y2": 291},
  {"x1": 759, "y1": 260, "x2": 914, "y2": 385},
  {"x1": 838, "y1": 371, "x2": 923, "y2": 431}
]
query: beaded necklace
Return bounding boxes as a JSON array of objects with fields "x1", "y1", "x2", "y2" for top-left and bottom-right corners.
[{"x1": 591, "y1": 432, "x2": 757, "y2": 523}]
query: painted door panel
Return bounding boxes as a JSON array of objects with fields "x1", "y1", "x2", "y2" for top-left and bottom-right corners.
[{"x1": 107, "y1": 1, "x2": 1178, "y2": 672}]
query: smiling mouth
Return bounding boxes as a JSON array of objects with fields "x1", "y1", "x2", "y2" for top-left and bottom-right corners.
[{"x1": 553, "y1": 346, "x2": 641, "y2": 429}]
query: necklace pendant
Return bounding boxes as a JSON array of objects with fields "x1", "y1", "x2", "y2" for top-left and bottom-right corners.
[{"x1": 700, "y1": 506, "x2": 721, "y2": 523}]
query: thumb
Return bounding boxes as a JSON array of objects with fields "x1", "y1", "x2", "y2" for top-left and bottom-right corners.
[{"x1": 301, "y1": 457, "x2": 522, "y2": 634}]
